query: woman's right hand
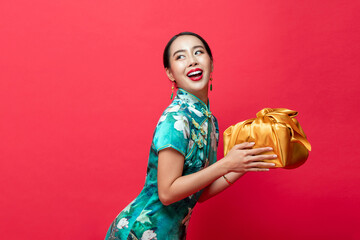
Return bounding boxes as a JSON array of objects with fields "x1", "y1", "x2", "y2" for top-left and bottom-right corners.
[{"x1": 223, "y1": 142, "x2": 277, "y2": 173}]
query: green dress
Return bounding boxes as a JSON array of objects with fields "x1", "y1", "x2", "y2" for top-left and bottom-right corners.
[{"x1": 105, "y1": 88, "x2": 219, "y2": 240}]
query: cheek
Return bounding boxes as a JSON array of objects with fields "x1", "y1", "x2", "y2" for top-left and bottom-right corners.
[
  {"x1": 171, "y1": 62, "x2": 187, "y2": 75},
  {"x1": 201, "y1": 59, "x2": 212, "y2": 71},
  {"x1": 199, "y1": 55, "x2": 211, "y2": 65}
]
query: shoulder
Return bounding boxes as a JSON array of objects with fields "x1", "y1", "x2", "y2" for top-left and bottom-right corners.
[
  {"x1": 152, "y1": 101, "x2": 192, "y2": 156},
  {"x1": 154, "y1": 101, "x2": 191, "y2": 137}
]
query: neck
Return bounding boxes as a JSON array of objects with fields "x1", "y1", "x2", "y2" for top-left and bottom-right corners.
[{"x1": 196, "y1": 90, "x2": 208, "y2": 106}]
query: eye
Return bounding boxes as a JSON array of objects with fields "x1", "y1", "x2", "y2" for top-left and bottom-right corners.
[
  {"x1": 195, "y1": 50, "x2": 204, "y2": 55},
  {"x1": 176, "y1": 55, "x2": 185, "y2": 60}
]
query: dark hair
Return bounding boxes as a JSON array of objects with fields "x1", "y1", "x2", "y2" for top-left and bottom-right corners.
[{"x1": 163, "y1": 32, "x2": 213, "y2": 69}]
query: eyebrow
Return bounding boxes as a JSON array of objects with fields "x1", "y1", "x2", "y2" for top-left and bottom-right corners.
[{"x1": 172, "y1": 45, "x2": 205, "y2": 57}]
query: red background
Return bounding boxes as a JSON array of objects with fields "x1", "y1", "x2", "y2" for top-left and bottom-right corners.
[{"x1": 1, "y1": 1, "x2": 359, "y2": 239}]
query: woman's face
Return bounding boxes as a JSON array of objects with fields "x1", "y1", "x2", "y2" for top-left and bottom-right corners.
[{"x1": 166, "y1": 35, "x2": 213, "y2": 94}]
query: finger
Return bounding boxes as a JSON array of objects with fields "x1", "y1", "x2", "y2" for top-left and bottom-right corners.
[
  {"x1": 247, "y1": 161, "x2": 276, "y2": 168},
  {"x1": 246, "y1": 167, "x2": 270, "y2": 172},
  {"x1": 246, "y1": 147, "x2": 273, "y2": 155},
  {"x1": 247, "y1": 154, "x2": 277, "y2": 162},
  {"x1": 233, "y1": 142, "x2": 256, "y2": 150}
]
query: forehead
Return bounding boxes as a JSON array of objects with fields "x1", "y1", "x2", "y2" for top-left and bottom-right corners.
[{"x1": 169, "y1": 35, "x2": 205, "y2": 54}]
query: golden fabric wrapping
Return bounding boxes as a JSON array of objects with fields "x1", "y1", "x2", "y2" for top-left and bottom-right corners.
[{"x1": 223, "y1": 108, "x2": 312, "y2": 169}]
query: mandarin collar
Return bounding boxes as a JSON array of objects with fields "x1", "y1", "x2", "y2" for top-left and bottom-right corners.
[
  {"x1": 176, "y1": 88, "x2": 209, "y2": 109},
  {"x1": 175, "y1": 88, "x2": 212, "y2": 120}
]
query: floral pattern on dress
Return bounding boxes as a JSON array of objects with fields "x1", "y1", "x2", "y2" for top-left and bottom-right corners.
[
  {"x1": 136, "y1": 210, "x2": 152, "y2": 224},
  {"x1": 117, "y1": 218, "x2": 129, "y2": 229},
  {"x1": 188, "y1": 105, "x2": 203, "y2": 117},
  {"x1": 173, "y1": 115, "x2": 190, "y2": 139},
  {"x1": 141, "y1": 230, "x2": 157, "y2": 240}
]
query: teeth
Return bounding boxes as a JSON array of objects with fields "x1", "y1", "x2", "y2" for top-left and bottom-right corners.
[{"x1": 188, "y1": 70, "x2": 202, "y2": 77}]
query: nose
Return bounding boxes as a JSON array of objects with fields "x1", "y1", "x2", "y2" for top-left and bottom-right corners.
[{"x1": 188, "y1": 54, "x2": 198, "y2": 67}]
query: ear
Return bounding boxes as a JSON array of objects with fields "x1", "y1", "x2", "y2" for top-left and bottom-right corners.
[
  {"x1": 166, "y1": 68, "x2": 175, "y2": 81},
  {"x1": 211, "y1": 61, "x2": 214, "y2": 73}
]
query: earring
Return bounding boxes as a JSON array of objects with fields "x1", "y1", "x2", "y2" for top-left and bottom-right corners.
[
  {"x1": 210, "y1": 75, "x2": 213, "y2": 91},
  {"x1": 170, "y1": 81, "x2": 175, "y2": 99}
]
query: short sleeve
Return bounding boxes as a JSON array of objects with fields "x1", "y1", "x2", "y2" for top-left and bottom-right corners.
[{"x1": 153, "y1": 112, "x2": 190, "y2": 157}]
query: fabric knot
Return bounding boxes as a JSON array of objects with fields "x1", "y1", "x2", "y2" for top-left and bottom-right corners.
[
  {"x1": 192, "y1": 118, "x2": 201, "y2": 130},
  {"x1": 191, "y1": 129, "x2": 205, "y2": 148},
  {"x1": 201, "y1": 108, "x2": 212, "y2": 118},
  {"x1": 192, "y1": 118, "x2": 206, "y2": 135}
]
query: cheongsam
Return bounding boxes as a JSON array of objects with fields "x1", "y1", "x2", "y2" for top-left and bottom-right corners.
[{"x1": 105, "y1": 88, "x2": 219, "y2": 240}]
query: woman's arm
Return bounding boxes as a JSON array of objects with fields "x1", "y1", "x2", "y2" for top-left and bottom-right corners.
[
  {"x1": 197, "y1": 171, "x2": 245, "y2": 203},
  {"x1": 157, "y1": 147, "x2": 228, "y2": 206},
  {"x1": 198, "y1": 143, "x2": 278, "y2": 203},
  {"x1": 158, "y1": 142, "x2": 277, "y2": 206}
]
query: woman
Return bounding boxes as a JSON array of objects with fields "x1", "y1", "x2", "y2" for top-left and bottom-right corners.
[{"x1": 105, "y1": 32, "x2": 277, "y2": 240}]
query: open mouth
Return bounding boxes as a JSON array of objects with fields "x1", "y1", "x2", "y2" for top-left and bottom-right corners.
[{"x1": 187, "y1": 68, "x2": 203, "y2": 81}]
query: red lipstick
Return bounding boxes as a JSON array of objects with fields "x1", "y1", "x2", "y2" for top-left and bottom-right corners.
[{"x1": 186, "y1": 68, "x2": 203, "y2": 81}]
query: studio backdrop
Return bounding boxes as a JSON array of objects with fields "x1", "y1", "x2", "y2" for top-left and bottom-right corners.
[{"x1": 0, "y1": 0, "x2": 359, "y2": 239}]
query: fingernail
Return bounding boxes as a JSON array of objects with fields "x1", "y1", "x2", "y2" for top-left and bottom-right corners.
[
  {"x1": 268, "y1": 147, "x2": 273, "y2": 150},
  {"x1": 250, "y1": 142, "x2": 255, "y2": 145},
  {"x1": 272, "y1": 163, "x2": 276, "y2": 166},
  {"x1": 273, "y1": 155, "x2": 277, "y2": 158}
]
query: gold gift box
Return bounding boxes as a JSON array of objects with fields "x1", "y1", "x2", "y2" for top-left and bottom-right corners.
[{"x1": 223, "y1": 108, "x2": 312, "y2": 169}]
